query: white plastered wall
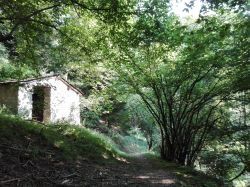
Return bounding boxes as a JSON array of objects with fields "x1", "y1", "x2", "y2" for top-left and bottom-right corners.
[{"x1": 17, "y1": 77, "x2": 81, "y2": 124}]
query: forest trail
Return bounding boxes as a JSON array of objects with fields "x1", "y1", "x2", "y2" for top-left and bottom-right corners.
[
  {"x1": 0, "y1": 133, "x2": 219, "y2": 187},
  {"x1": 0, "y1": 145, "x2": 221, "y2": 187},
  {"x1": 0, "y1": 116, "x2": 220, "y2": 187},
  {"x1": 0, "y1": 143, "x2": 178, "y2": 187},
  {"x1": 89, "y1": 153, "x2": 177, "y2": 186},
  {"x1": 75, "y1": 154, "x2": 217, "y2": 187}
]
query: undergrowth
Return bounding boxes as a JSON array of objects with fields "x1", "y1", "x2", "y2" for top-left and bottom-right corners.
[{"x1": 0, "y1": 114, "x2": 126, "y2": 162}]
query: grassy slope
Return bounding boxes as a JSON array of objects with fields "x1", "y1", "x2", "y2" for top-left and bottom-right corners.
[
  {"x1": 0, "y1": 114, "x2": 223, "y2": 186},
  {"x1": 0, "y1": 114, "x2": 125, "y2": 162}
]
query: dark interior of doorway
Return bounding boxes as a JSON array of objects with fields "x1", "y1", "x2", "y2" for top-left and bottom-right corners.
[{"x1": 32, "y1": 87, "x2": 45, "y2": 122}]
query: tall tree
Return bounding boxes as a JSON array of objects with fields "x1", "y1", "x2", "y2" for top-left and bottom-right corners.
[{"x1": 105, "y1": 1, "x2": 249, "y2": 166}]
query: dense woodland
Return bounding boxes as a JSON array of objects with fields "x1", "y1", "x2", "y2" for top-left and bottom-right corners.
[{"x1": 0, "y1": 0, "x2": 249, "y2": 186}]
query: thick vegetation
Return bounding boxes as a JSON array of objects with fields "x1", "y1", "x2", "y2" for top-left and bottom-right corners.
[{"x1": 0, "y1": 0, "x2": 249, "y2": 186}]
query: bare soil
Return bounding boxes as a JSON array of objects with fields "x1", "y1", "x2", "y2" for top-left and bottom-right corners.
[{"x1": 0, "y1": 140, "x2": 177, "y2": 187}]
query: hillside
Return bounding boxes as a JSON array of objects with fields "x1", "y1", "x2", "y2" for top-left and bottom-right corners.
[{"x1": 0, "y1": 114, "x2": 223, "y2": 186}]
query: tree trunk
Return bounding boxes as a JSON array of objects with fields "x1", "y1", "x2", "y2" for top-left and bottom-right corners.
[
  {"x1": 164, "y1": 143, "x2": 176, "y2": 162},
  {"x1": 147, "y1": 135, "x2": 153, "y2": 151}
]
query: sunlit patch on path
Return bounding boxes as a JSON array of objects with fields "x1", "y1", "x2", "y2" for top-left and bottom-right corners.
[{"x1": 89, "y1": 153, "x2": 178, "y2": 186}]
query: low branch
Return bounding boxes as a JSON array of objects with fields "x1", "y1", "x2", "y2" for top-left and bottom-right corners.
[{"x1": 228, "y1": 166, "x2": 246, "y2": 182}]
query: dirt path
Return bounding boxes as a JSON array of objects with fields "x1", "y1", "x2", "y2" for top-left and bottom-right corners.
[
  {"x1": 1, "y1": 145, "x2": 221, "y2": 187},
  {"x1": 77, "y1": 154, "x2": 178, "y2": 187},
  {"x1": 0, "y1": 146, "x2": 178, "y2": 187},
  {"x1": 0, "y1": 119, "x2": 221, "y2": 187}
]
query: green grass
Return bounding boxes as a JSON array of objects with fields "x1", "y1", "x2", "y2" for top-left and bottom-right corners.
[{"x1": 0, "y1": 114, "x2": 127, "y2": 162}]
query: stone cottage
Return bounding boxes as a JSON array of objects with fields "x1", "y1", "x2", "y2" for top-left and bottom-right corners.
[{"x1": 0, "y1": 75, "x2": 83, "y2": 124}]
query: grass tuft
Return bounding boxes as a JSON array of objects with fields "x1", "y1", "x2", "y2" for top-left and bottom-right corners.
[{"x1": 0, "y1": 114, "x2": 127, "y2": 162}]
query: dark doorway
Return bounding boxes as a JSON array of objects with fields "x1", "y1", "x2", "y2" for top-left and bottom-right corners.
[
  {"x1": 32, "y1": 86, "x2": 50, "y2": 122},
  {"x1": 32, "y1": 87, "x2": 45, "y2": 121}
]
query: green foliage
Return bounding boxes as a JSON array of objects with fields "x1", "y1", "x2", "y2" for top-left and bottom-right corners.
[
  {"x1": 0, "y1": 0, "x2": 249, "y2": 184},
  {"x1": 0, "y1": 63, "x2": 36, "y2": 80},
  {"x1": 81, "y1": 107, "x2": 100, "y2": 128},
  {"x1": 0, "y1": 113, "x2": 125, "y2": 160},
  {"x1": 0, "y1": 105, "x2": 13, "y2": 115},
  {"x1": 0, "y1": 44, "x2": 36, "y2": 80},
  {"x1": 198, "y1": 92, "x2": 250, "y2": 185},
  {"x1": 0, "y1": 0, "x2": 135, "y2": 74},
  {"x1": 104, "y1": 1, "x2": 249, "y2": 166},
  {"x1": 112, "y1": 128, "x2": 149, "y2": 154},
  {"x1": 0, "y1": 44, "x2": 8, "y2": 63},
  {"x1": 126, "y1": 94, "x2": 160, "y2": 150},
  {"x1": 200, "y1": 147, "x2": 242, "y2": 179}
]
